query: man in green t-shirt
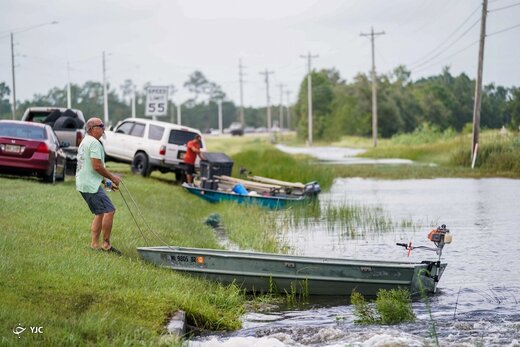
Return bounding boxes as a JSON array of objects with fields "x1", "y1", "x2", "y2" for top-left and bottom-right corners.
[{"x1": 76, "y1": 117, "x2": 122, "y2": 254}]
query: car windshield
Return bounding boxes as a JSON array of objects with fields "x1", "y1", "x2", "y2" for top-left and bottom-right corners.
[
  {"x1": 0, "y1": 123, "x2": 46, "y2": 140},
  {"x1": 168, "y1": 130, "x2": 203, "y2": 147}
]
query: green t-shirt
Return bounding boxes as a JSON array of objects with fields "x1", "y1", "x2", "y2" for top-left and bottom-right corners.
[{"x1": 76, "y1": 134, "x2": 105, "y2": 193}]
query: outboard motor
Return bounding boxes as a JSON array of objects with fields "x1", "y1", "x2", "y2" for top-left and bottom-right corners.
[
  {"x1": 396, "y1": 224, "x2": 453, "y2": 293},
  {"x1": 304, "y1": 181, "x2": 321, "y2": 197},
  {"x1": 397, "y1": 224, "x2": 452, "y2": 257}
]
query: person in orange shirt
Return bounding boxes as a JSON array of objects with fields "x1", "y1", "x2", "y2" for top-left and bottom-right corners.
[{"x1": 183, "y1": 134, "x2": 205, "y2": 184}]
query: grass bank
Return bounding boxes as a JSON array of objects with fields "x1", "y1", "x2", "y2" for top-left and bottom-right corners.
[
  {"x1": 338, "y1": 128, "x2": 520, "y2": 178},
  {"x1": 0, "y1": 172, "x2": 281, "y2": 346}
]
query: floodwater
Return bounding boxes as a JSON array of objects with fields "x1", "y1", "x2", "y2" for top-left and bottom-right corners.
[
  {"x1": 189, "y1": 150, "x2": 520, "y2": 346},
  {"x1": 275, "y1": 144, "x2": 414, "y2": 165}
]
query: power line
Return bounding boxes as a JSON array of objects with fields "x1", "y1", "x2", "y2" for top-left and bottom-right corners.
[
  {"x1": 413, "y1": 40, "x2": 479, "y2": 74},
  {"x1": 487, "y1": 22, "x2": 520, "y2": 36},
  {"x1": 409, "y1": 5, "x2": 481, "y2": 68},
  {"x1": 411, "y1": 18, "x2": 480, "y2": 69},
  {"x1": 489, "y1": 1, "x2": 520, "y2": 11}
]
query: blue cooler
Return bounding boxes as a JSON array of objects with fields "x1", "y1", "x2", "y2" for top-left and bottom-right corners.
[{"x1": 232, "y1": 183, "x2": 248, "y2": 195}]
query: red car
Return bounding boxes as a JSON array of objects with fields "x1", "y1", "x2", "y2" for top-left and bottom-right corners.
[{"x1": 0, "y1": 120, "x2": 67, "y2": 183}]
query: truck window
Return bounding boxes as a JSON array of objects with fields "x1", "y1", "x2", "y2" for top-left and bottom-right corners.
[
  {"x1": 27, "y1": 112, "x2": 52, "y2": 123},
  {"x1": 115, "y1": 122, "x2": 134, "y2": 134},
  {"x1": 168, "y1": 130, "x2": 202, "y2": 147},
  {"x1": 148, "y1": 125, "x2": 164, "y2": 140},
  {"x1": 130, "y1": 123, "x2": 145, "y2": 137}
]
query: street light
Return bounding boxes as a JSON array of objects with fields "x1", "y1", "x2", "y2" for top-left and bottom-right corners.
[{"x1": 9, "y1": 21, "x2": 58, "y2": 119}]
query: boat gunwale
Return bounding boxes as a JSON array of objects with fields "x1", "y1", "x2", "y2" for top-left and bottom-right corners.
[
  {"x1": 137, "y1": 246, "x2": 445, "y2": 269},
  {"x1": 183, "y1": 184, "x2": 307, "y2": 202}
]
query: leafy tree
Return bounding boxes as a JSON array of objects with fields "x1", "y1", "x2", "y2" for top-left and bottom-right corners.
[
  {"x1": 0, "y1": 82, "x2": 11, "y2": 119},
  {"x1": 295, "y1": 69, "x2": 335, "y2": 141},
  {"x1": 183, "y1": 71, "x2": 225, "y2": 103},
  {"x1": 481, "y1": 84, "x2": 509, "y2": 129},
  {"x1": 450, "y1": 73, "x2": 474, "y2": 131},
  {"x1": 120, "y1": 79, "x2": 135, "y2": 104},
  {"x1": 507, "y1": 87, "x2": 520, "y2": 130}
]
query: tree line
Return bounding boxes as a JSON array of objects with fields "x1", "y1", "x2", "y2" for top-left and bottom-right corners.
[
  {"x1": 1, "y1": 66, "x2": 519, "y2": 138},
  {"x1": 294, "y1": 66, "x2": 520, "y2": 141}
]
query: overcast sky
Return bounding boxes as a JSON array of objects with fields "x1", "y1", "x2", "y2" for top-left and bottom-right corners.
[{"x1": 1, "y1": 0, "x2": 519, "y2": 108}]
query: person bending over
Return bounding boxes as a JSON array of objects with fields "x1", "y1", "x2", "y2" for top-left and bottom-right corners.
[{"x1": 183, "y1": 134, "x2": 205, "y2": 184}]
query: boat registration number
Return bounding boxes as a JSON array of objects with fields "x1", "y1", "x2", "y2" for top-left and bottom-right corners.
[{"x1": 168, "y1": 254, "x2": 205, "y2": 265}]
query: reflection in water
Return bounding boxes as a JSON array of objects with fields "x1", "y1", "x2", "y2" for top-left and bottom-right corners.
[{"x1": 190, "y1": 178, "x2": 520, "y2": 346}]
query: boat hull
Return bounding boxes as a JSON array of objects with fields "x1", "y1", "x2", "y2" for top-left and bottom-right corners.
[
  {"x1": 183, "y1": 185, "x2": 308, "y2": 209},
  {"x1": 137, "y1": 246, "x2": 447, "y2": 296}
]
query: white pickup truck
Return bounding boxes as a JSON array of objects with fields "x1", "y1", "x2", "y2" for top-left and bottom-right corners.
[
  {"x1": 102, "y1": 118, "x2": 204, "y2": 182},
  {"x1": 21, "y1": 107, "x2": 86, "y2": 171}
]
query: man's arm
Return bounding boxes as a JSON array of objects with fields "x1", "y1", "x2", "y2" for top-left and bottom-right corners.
[{"x1": 91, "y1": 158, "x2": 121, "y2": 186}]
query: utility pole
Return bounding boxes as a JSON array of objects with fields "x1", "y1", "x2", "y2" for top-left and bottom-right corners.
[
  {"x1": 277, "y1": 83, "x2": 285, "y2": 129},
  {"x1": 238, "y1": 59, "x2": 246, "y2": 126},
  {"x1": 8, "y1": 21, "x2": 58, "y2": 120},
  {"x1": 300, "y1": 52, "x2": 319, "y2": 145},
  {"x1": 67, "y1": 61, "x2": 72, "y2": 108},
  {"x1": 177, "y1": 104, "x2": 182, "y2": 125},
  {"x1": 170, "y1": 100, "x2": 174, "y2": 123},
  {"x1": 10, "y1": 33, "x2": 16, "y2": 119},
  {"x1": 285, "y1": 90, "x2": 292, "y2": 130},
  {"x1": 361, "y1": 27, "x2": 385, "y2": 147},
  {"x1": 259, "y1": 69, "x2": 274, "y2": 131},
  {"x1": 218, "y1": 99, "x2": 223, "y2": 134},
  {"x1": 102, "y1": 51, "x2": 109, "y2": 125},
  {"x1": 471, "y1": 0, "x2": 488, "y2": 166},
  {"x1": 132, "y1": 83, "x2": 136, "y2": 118}
]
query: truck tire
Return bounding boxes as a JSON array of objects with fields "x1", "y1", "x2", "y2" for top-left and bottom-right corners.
[
  {"x1": 63, "y1": 109, "x2": 84, "y2": 128},
  {"x1": 43, "y1": 110, "x2": 62, "y2": 125},
  {"x1": 131, "y1": 152, "x2": 151, "y2": 177},
  {"x1": 54, "y1": 116, "x2": 78, "y2": 129}
]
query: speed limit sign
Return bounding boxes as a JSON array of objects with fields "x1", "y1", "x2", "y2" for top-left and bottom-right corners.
[{"x1": 145, "y1": 86, "x2": 169, "y2": 117}]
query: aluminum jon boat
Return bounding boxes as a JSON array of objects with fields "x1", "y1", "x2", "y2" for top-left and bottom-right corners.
[{"x1": 137, "y1": 226, "x2": 452, "y2": 296}]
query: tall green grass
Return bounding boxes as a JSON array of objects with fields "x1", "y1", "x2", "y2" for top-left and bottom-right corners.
[
  {"x1": 390, "y1": 123, "x2": 458, "y2": 145},
  {"x1": 231, "y1": 147, "x2": 335, "y2": 190},
  {"x1": 351, "y1": 288, "x2": 416, "y2": 325},
  {"x1": 278, "y1": 201, "x2": 425, "y2": 240},
  {"x1": 344, "y1": 130, "x2": 520, "y2": 178},
  {"x1": 450, "y1": 132, "x2": 520, "y2": 172}
]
